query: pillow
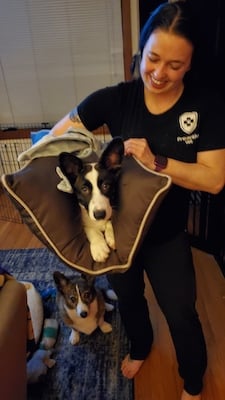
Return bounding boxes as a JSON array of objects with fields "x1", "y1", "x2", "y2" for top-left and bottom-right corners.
[{"x1": 1, "y1": 152, "x2": 171, "y2": 275}]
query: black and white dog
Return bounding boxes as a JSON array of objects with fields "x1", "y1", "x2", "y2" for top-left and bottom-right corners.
[{"x1": 58, "y1": 137, "x2": 124, "y2": 262}]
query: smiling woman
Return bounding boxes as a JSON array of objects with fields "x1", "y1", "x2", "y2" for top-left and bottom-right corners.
[{"x1": 140, "y1": 30, "x2": 193, "y2": 114}]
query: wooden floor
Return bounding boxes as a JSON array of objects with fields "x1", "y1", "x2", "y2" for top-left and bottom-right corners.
[
  {"x1": 0, "y1": 220, "x2": 44, "y2": 249},
  {"x1": 1, "y1": 220, "x2": 225, "y2": 400},
  {"x1": 135, "y1": 249, "x2": 225, "y2": 400}
]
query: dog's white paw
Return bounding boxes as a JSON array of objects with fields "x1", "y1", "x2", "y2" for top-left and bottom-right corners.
[
  {"x1": 69, "y1": 329, "x2": 80, "y2": 345},
  {"x1": 105, "y1": 221, "x2": 116, "y2": 250},
  {"x1": 99, "y1": 321, "x2": 112, "y2": 333},
  {"x1": 91, "y1": 241, "x2": 110, "y2": 262}
]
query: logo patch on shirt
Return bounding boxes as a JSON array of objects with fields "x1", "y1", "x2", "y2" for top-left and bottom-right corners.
[{"x1": 179, "y1": 112, "x2": 198, "y2": 134}]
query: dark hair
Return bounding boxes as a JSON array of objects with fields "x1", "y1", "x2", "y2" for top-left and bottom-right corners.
[{"x1": 139, "y1": 1, "x2": 198, "y2": 56}]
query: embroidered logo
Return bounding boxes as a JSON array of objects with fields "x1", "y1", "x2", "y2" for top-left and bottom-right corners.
[
  {"x1": 179, "y1": 112, "x2": 198, "y2": 134},
  {"x1": 177, "y1": 112, "x2": 199, "y2": 145}
]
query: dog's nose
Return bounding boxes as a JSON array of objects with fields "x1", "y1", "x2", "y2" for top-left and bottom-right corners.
[
  {"x1": 80, "y1": 311, "x2": 88, "y2": 318},
  {"x1": 94, "y1": 209, "x2": 106, "y2": 220}
]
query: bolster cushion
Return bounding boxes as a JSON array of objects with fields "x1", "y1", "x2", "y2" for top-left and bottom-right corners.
[{"x1": 1, "y1": 155, "x2": 171, "y2": 275}]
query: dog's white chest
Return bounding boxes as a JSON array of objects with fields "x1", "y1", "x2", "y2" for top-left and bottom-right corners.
[{"x1": 65, "y1": 299, "x2": 99, "y2": 335}]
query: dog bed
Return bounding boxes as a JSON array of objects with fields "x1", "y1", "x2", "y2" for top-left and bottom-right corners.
[{"x1": 1, "y1": 130, "x2": 171, "y2": 275}]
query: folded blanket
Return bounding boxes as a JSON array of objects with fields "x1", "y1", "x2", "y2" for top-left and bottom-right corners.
[{"x1": 18, "y1": 127, "x2": 103, "y2": 162}]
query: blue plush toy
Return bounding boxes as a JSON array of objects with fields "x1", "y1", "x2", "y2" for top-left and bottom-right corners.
[{"x1": 27, "y1": 318, "x2": 59, "y2": 384}]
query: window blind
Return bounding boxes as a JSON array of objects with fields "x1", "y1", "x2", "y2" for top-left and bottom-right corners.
[{"x1": 0, "y1": 0, "x2": 124, "y2": 128}]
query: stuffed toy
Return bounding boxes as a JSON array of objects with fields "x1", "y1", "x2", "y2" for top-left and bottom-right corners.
[
  {"x1": 21, "y1": 281, "x2": 44, "y2": 344},
  {"x1": 20, "y1": 281, "x2": 44, "y2": 359},
  {"x1": 20, "y1": 281, "x2": 59, "y2": 384},
  {"x1": 39, "y1": 318, "x2": 59, "y2": 350},
  {"x1": 27, "y1": 318, "x2": 59, "y2": 383},
  {"x1": 27, "y1": 349, "x2": 56, "y2": 384}
]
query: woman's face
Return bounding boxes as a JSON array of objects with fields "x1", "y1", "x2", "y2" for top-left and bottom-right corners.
[{"x1": 140, "y1": 29, "x2": 194, "y2": 94}]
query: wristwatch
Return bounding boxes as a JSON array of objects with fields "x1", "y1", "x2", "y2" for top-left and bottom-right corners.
[{"x1": 154, "y1": 154, "x2": 168, "y2": 172}]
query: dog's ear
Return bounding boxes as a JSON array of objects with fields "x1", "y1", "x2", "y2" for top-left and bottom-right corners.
[
  {"x1": 99, "y1": 137, "x2": 124, "y2": 171},
  {"x1": 53, "y1": 271, "x2": 68, "y2": 292},
  {"x1": 81, "y1": 273, "x2": 95, "y2": 286},
  {"x1": 59, "y1": 152, "x2": 83, "y2": 184}
]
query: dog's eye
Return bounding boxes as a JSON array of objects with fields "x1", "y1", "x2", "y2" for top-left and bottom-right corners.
[
  {"x1": 101, "y1": 182, "x2": 110, "y2": 193},
  {"x1": 82, "y1": 291, "x2": 91, "y2": 301},
  {"x1": 81, "y1": 185, "x2": 90, "y2": 194},
  {"x1": 69, "y1": 295, "x2": 76, "y2": 303}
]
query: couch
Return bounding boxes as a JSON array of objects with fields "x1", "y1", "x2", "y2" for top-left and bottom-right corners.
[{"x1": 0, "y1": 278, "x2": 27, "y2": 400}]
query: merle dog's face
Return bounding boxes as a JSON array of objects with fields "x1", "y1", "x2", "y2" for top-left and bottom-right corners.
[
  {"x1": 53, "y1": 271, "x2": 96, "y2": 317},
  {"x1": 59, "y1": 137, "x2": 124, "y2": 221}
]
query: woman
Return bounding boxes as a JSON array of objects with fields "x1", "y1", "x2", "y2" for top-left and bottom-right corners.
[{"x1": 50, "y1": 2, "x2": 225, "y2": 399}]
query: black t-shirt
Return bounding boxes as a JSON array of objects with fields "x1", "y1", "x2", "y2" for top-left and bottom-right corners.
[{"x1": 76, "y1": 78, "x2": 225, "y2": 243}]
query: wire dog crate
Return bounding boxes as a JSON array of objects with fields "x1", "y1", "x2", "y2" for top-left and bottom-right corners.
[{"x1": 0, "y1": 130, "x2": 32, "y2": 223}]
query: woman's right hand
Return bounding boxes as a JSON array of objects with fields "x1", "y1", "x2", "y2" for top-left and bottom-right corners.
[{"x1": 124, "y1": 138, "x2": 155, "y2": 170}]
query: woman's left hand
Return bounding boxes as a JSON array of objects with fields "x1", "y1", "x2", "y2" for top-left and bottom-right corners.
[{"x1": 124, "y1": 138, "x2": 154, "y2": 169}]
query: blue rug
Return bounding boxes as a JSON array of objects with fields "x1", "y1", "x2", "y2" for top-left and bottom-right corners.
[{"x1": 0, "y1": 248, "x2": 133, "y2": 400}]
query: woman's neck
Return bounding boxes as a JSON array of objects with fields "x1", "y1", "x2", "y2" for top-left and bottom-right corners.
[{"x1": 144, "y1": 83, "x2": 184, "y2": 115}]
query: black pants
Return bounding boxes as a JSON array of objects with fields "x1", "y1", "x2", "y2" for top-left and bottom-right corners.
[{"x1": 107, "y1": 232, "x2": 207, "y2": 395}]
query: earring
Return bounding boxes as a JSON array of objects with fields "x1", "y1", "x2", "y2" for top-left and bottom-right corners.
[{"x1": 130, "y1": 52, "x2": 141, "y2": 79}]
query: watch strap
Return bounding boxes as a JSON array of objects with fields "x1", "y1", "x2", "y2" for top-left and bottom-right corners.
[{"x1": 154, "y1": 154, "x2": 168, "y2": 172}]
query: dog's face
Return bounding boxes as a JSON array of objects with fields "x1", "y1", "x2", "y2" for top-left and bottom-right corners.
[
  {"x1": 59, "y1": 137, "x2": 124, "y2": 221},
  {"x1": 53, "y1": 271, "x2": 96, "y2": 318}
]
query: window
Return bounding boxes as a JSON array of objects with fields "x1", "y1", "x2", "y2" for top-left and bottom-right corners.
[{"x1": 0, "y1": 0, "x2": 124, "y2": 128}]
